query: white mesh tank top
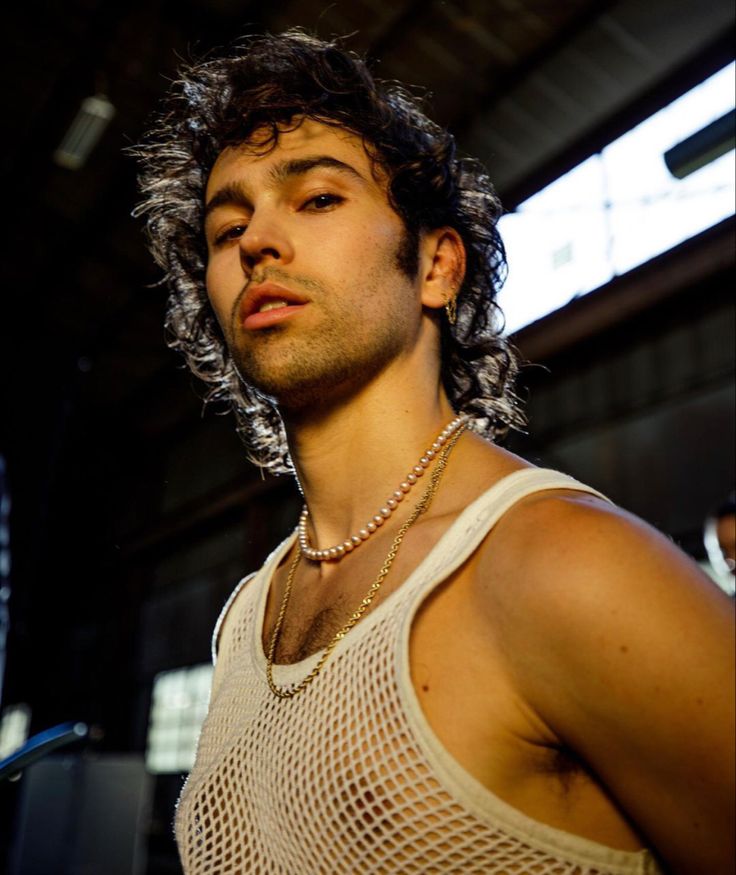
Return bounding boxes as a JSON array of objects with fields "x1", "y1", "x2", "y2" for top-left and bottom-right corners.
[{"x1": 175, "y1": 468, "x2": 663, "y2": 874}]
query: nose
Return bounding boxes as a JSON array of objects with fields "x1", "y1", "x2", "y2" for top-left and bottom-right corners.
[{"x1": 238, "y1": 208, "x2": 293, "y2": 272}]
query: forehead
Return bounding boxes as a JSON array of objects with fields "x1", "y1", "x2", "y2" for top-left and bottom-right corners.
[{"x1": 206, "y1": 119, "x2": 380, "y2": 195}]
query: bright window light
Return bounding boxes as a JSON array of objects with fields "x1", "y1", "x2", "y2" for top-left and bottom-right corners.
[
  {"x1": 498, "y1": 62, "x2": 735, "y2": 334},
  {"x1": 0, "y1": 703, "x2": 31, "y2": 760},
  {"x1": 146, "y1": 664, "x2": 213, "y2": 774}
]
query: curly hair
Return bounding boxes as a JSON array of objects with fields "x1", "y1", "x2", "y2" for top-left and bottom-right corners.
[{"x1": 132, "y1": 28, "x2": 525, "y2": 474}]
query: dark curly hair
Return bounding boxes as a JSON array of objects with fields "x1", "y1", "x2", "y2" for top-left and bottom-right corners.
[{"x1": 132, "y1": 28, "x2": 525, "y2": 474}]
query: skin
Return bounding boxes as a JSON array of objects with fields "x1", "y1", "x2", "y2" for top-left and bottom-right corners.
[{"x1": 205, "y1": 119, "x2": 735, "y2": 874}]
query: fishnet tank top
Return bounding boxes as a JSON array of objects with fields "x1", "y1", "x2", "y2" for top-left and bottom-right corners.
[{"x1": 176, "y1": 468, "x2": 663, "y2": 874}]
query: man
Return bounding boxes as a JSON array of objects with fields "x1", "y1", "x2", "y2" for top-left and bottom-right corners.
[{"x1": 134, "y1": 30, "x2": 734, "y2": 875}]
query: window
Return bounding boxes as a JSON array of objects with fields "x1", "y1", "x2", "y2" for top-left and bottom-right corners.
[
  {"x1": 0, "y1": 703, "x2": 31, "y2": 760},
  {"x1": 498, "y1": 63, "x2": 735, "y2": 334},
  {"x1": 146, "y1": 664, "x2": 213, "y2": 774}
]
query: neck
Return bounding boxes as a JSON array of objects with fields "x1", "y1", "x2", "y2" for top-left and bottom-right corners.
[{"x1": 283, "y1": 380, "x2": 458, "y2": 553}]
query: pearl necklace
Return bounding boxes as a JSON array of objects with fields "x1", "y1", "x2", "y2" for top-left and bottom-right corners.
[
  {"x1": 298, "y1": 414, "x2": 467, "y2": 562},
  {"x1": 268, "y1": 421, "x2": 466, "y2": 698}
]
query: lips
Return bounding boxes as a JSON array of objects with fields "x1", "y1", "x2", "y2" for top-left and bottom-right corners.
[{"x1": 240, "y1": 281, "x2": 309, "y2": 331}]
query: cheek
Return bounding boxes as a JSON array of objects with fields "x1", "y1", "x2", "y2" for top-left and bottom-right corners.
[{"x1": 336, "y1": 225, "x2": 403, "y2": 281}]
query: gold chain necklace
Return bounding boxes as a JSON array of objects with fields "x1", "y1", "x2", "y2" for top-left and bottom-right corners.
[
  {"x1": 266, "y1": 423, "x2": 467, "y2": 699},
  {"x1": 297, "y1": 415, "x2": 467, "y2": 561}
]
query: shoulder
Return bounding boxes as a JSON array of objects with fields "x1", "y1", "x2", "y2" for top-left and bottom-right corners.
[
  {"x1": 475, "y1": 483, "x2": 726, "y2": 621},
  {"x1": 212, "y1": 571, "x2": 259, "y2": 664},
  {"x1": 473, "y1": 484, "x2": 732, "y2": 688},
  {"x1": 209, "y1": 569, "x2": 265, "y2": 699},
  {"x1": 473, "y1": 486, "x2": 735, "y2": 871}
]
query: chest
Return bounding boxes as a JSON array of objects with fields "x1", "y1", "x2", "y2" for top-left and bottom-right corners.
[
  {"x1": 259, "y1": 542, "x2": 646, "y2": 854},
  {"x1": 262, "y1": 520, "x2": 445, "y2": 665},
  {"x1": 262, "y1": 539, "x2": 534, "y2": 782}
]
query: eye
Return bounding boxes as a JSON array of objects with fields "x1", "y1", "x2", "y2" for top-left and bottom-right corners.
[
  {"x1": 302, "y1": 193, "x2": 344, "y2": 210},
  {"x1": 213, "y1": 224, "x2": 248, "y2": 246}
]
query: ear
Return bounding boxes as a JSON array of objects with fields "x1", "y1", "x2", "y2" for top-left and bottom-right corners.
[{"x1": 418, "y1": 227, "x2": 467, "y2": 312}]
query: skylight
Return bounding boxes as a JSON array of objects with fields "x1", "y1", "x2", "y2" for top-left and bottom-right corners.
[{"x1": 497, "y1": 62, "x2": 735, "y2": 334}]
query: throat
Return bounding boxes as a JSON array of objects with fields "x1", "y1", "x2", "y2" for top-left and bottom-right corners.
[{"x1": 297, "y1": 415, "x2": 468, "y2": 562}]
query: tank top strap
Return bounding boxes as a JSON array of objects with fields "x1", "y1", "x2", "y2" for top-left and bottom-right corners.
[
  {"x1": 211, "y1": 571, "x2": 257, "y2": 664},
  {"x1": 400, "y1": 467, "x2": 611, "y2": 604},
  {"x1": 211, "y1": 529, "x2": 302, "y2": 664}
]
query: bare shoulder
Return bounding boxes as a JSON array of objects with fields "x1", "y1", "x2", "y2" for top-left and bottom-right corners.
[
  {"x1": 473, "y1": 485, "x2": 734, "y2": 711},
  {"x1": 473, "y1": 487, "x2": 735, "y2": 873},
  {"x1": 475, "y1": 485, "x2": 731, "y2": 628}
]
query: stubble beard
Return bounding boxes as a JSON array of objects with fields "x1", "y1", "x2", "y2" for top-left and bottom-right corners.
[
  {"x1": 228, "y1": 230, "x2": 420, "y2": 413},
  {"x1": 234, "y1": 307, "x2": 406, "y2": 413}
]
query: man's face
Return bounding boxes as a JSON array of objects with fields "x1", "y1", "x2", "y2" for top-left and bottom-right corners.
[{"x1": 203, "y1": 119, "x2": 427, "y2": 411}]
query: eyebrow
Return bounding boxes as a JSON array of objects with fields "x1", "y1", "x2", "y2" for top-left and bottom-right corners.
[{"x1": 204, "y1": 155, "x2": 367, "y2": 220}]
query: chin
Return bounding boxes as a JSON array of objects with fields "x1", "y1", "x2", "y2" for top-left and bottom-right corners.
[
  {"x1": 257, "y1": 374, "x2": 359, "y2": 416},
  {"x1": 235, "y1": 357, "x2": 373, "y2": 417},
  {"x1": 231, "y1": 320, "x2": 406, "y2": 413}
]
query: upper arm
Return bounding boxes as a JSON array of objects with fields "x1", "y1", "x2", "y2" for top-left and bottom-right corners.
[{"x1": 483, "y1": 493, "x2": 735, "y2": 874}]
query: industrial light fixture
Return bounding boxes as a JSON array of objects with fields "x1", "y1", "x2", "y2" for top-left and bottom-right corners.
[
  {"x1": 53, "y1": 94, "x2": 116, "y2": 170},
  {"x1": 664, "y1": 108, "x2": 735, "y2": 179}
]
